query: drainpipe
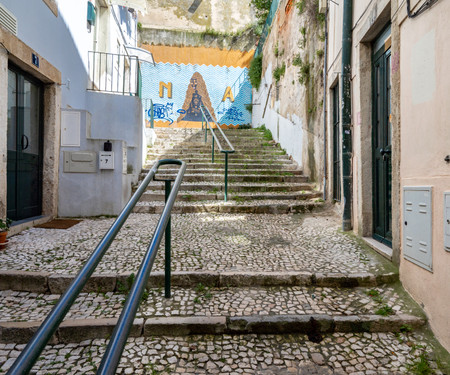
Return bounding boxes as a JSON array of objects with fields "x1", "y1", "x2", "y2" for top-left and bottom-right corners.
[
  {"x1": 341, "y1": 0, "x2": 353, "y2": 231},
  {"x1": 322, "y1": 1, "x2": 329, "y2": 201}
]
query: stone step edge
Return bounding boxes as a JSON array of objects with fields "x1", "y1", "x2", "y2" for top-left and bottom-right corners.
[
  {"x1": 0, "y1": 270, "x2": 399, "y2": 294},
  {"x1": 133, "y1": 201, "x2": 322, "y2": 214},
  {"x1": 0, "y1": 314, "x2": 426, "y2": 344}
]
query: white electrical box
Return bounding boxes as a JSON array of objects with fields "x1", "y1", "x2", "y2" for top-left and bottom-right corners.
[
  {"x1": 403, "y1": 187, "x2": 433, "y2": 272},
  {"x1": 61, "y1": 111, "x2": 81, "y2": 147},
  {"x1": 444, "y1": 193, "x2": 450, "y2": 252},
  {"x1": 99, "y1": 152, "x2": 114, "y2": 170},
  {"x1": 63, "y1": 151, "x2": 96, "y2": 173}
]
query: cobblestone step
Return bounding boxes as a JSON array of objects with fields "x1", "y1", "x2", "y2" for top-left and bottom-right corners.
[
  {"x1": 142, "y1": 168, "x2": 304, "y2": 176},
  {"x1": 1, "y1": 331, "x2": 446, "y2": 374},
  {"x1": 133, "y1": 200, "x2": 321, "y2": 214},
  {"x1": 0, "y1": 284, "x2": 423, "y2": 325},
  {"x1": 0, "y1": 213, "x2": 396, "y2": 277},
  {"x1": 147, "y1": 155, "x2": 292, "y2": 163},
  {"x1": 144, "y1": 174, "x2": 308, "y2": 184},
  {"x1": 140, "y1": 190, "x2": 321, "y2": 202},
  {"x1": 143, "y1": 163, "x2": 301, "y2": 171},
  {"x1": 0, "y1": 270, "x2": 400, "y2": 294},
  {"x1": 0, "y1": 314, "x2": 426, "y2": 345},
  {"x1": 142, "y1": 182, "x2": 315, "y2": 192}
]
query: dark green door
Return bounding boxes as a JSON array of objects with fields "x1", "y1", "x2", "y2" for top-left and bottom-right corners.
[
  {"x1": 372, "y1": 40, "x2": 392, "y2": 246},
  {"x1": 7, "y1": 66, "x2": 43, "y2": 221}
]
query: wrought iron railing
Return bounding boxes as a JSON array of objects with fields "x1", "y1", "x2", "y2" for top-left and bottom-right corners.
[
  {"x1": 88, "y1": 51, "x2": 140, "y2": 95},
  {"x1": 255, "y1": 0, "x2": 281, "y2": 57},
  {"x1": 7, "y1": 159, "x2": 186, "y2": 375},
  {"x1": 200, "y1": 106, "x2": 235, "y2": 202}
]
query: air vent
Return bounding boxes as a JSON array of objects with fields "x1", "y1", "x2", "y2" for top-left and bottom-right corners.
[{"x1": 0, "y1": 3, "x2": 17, "y2": 35}]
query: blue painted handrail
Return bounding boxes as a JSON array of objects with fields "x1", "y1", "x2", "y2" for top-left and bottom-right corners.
[{"x1": 7, "y1": 159, "x2": 186, "y2": 375}]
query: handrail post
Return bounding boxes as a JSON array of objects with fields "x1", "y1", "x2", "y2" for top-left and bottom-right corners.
[
  {"x1": 201, "y1": 115, "x2": 204, "y2": 130},
  {"x1": 224, "y1": 153, "x2": 229, "y2": 202},
  {"x1": 150, "y1": 100, "x2": 154, "y2": 129},
  {"x1": 204, "y1": 116, "x2": 208, "y2": 143},
  {"x1": 212, "y1": 136, "x2": 215, "y2": 163},
  {"x1": 164, "y1": 179, "x2": 172, "y2": 299}
]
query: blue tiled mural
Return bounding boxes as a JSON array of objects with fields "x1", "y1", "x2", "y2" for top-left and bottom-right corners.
[{"x1": 140, "y1": 62, "x2": 252, "y2": 128}]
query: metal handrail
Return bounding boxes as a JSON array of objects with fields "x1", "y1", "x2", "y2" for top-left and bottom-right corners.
[
  {"x1": 7, "y1": 159, "x2": 187, "y2": 375},
  {"x1": 200, "y1": 106, "x2": 235, "y2": 202},
  {"x1": 214, "y1": 69, "x2": 249, "y2": 124}
]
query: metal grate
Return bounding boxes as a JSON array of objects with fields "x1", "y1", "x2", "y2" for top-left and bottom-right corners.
[{"x1": 0, "y1": 3, "x2": 17, "y2": 35}]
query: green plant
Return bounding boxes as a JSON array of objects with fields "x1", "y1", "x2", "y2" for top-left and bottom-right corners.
[
  {"x1": 366, "y1": 289, "x2": 380, "y2": 297},
  {"x1": 273, "y1": 63, "x2": 286, "y2": 82},
  {"x1": 250, "y1": 0, "x2": 272, "y2": 22},
  {"x1": 375, "y1": 305, "x2": 394, "y2": 316},
  {"x1": 249, "y1": 54, "x2": 264, "y2": 90},
  {"x1": 274, "y1": 42, "x2": 279, "y2": 57},
  {"x1": 316, "y1": 49, "x2": 324, "y2": 59},
  {"x1": 245, "y1": 104, "x2": 253, "y2": 113},
  {"x1": 408, "y1": 353, "x2": 433, "y2": 375},
  {"x1": 117, "y1": 273, "x2": 135, "y2": 294},
  {"x1": 137, "y1": 22, "x2": 142, "y2": 32},
  {"x1": 400, "y1": 324, "x2": 412, "y2": 333},
  {"x1": 0, "y1": 218, "x2": 12, "y2": 232}
]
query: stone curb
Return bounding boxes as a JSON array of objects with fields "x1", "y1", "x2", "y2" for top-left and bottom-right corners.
[
  {"x1": 0, "y1": 270, "x2": 400, "y2": 293},
  {"x1": 0, "y1": 314, "x2": 425, "y2": 344}
]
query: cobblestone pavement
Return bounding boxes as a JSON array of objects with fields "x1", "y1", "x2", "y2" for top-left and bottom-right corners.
[
  {"x1": 0, "y1": 213, "x2": 394, "y2": 275},
  {"x1": 0, "y1": 284, "x2": 420, "y2": 323},
  {"x1": 0, "y1": 332, "x2": 445, "y2": 374}
]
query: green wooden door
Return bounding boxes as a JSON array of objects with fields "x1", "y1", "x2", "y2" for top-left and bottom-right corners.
[
  {"x1": 7, "y1": 66, "x2": 43, "y2": 221},
  {"x1": 372, "y1": 42, "x2": 392, "y2": 246}
]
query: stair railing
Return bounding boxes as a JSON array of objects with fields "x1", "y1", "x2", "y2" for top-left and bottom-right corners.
[
  {"x1": 200, "y1": 105, "x2": 235, "y2": 202},
  {"x1": 7, "y1": 159, "x2": 187, "y2": 375}
]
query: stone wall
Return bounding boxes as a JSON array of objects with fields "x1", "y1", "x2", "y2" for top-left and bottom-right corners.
[{"x1": 252, "y1": 0, "x2": 325, "y2": 182}]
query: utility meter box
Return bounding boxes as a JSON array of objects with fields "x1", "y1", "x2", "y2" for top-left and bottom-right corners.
[
  {"x1": 63, "y1": 151, "x2": 96, "y2": 173},
  {"x1": 403, "y1": 186, "x2": 433, "y2": 272},
  {"x1": 99, "y1": 152, "x2": 114, "y2": 170}
]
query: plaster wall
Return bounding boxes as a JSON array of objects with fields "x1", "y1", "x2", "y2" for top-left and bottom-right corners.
[
  {"x1": 252, "y1": 0, "x2": 323, "y2": 180},
  {"x1": 0, "y1": 1, "x2": 143, "y2": 220},
  {"x1": 252, "y1": 63, "x2": 303, "y2": 166},
  {"x1": 139, "y1": 0, "x2": 255, "y2": 33},
  {"x1": 398, "y1": 0, "x2": 450, "y2": 351}
]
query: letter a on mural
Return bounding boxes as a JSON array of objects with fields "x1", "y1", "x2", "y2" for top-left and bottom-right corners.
[{"x1": 177, "y1": 72, "x2": 216, "y2": 123}]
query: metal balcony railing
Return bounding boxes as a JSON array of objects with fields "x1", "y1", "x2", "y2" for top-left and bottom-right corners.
[{"x1": 88, "y1": 51, "x2": 140, "y2": 96}]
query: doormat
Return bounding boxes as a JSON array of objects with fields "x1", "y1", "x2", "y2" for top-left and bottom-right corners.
[{"x1": 35, "y1": 219, "x2": 82, "y2": 230}]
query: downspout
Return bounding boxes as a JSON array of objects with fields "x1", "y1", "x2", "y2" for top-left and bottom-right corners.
[
  {"x1": 322, "y1": 1, "x2": 329, "y2": 201},
  {"x1": 341, "y1": 0, "x2": 353, "y2": 231}
]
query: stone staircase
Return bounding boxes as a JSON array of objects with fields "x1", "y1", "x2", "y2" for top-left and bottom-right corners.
[
  {"x1": 133, "y1": 128, "x2": 323, "y2": 214},
  {"x1": 0, "y1": 127, "x2": 449, "y2": 373}
]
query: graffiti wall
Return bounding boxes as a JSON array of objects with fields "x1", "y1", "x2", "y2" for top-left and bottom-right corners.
[{"x1": 140, "y1": 61, "x2": 253, "y2": 128}]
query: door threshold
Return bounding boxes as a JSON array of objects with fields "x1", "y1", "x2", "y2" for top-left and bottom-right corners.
[
  {"x1": 9, "y1": 215, "x2": 53, "y2": 236},
  {"x1": 363, "y1": 237, "x2": 393, "y2": 261}
]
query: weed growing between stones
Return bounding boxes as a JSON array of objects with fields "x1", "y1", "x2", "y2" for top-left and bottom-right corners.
[{"x1": 375, "y1": 305, "x2": 395, "y2": 316}]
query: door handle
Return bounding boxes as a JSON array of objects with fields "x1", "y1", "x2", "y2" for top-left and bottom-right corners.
[
  {"x1": 380, "y1": 148, "x2": 391, "y2": 161},
  {"x1": 21, "y1": 134, "x2": 29, "y2": 150}
]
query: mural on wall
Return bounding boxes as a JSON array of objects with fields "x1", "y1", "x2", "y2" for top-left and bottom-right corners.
[
  {"x1": 140, "y1": 62, "x2": 252, "y2": 128},
  {"x1": 177, "y1": 72, "x2": 216, "y2": 123}
]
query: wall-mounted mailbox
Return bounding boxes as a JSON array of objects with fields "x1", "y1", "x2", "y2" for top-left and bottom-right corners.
[
  {"x1": 445, "y1": 193, "x2": 450, "y2": 252},
  {"x1": 63, "y1": 151, "x2": 96, "y2": 173},
  {"x1": 99, "y1": 152, "x2": 114, "y2": 170},
  {"x1": 403, "y1": 186, "x2": 433, "y2": 272}
]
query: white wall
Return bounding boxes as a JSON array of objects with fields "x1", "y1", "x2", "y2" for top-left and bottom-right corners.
[{"x1": 252, "y1": 62, "x2": 303, "y2": 167}]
